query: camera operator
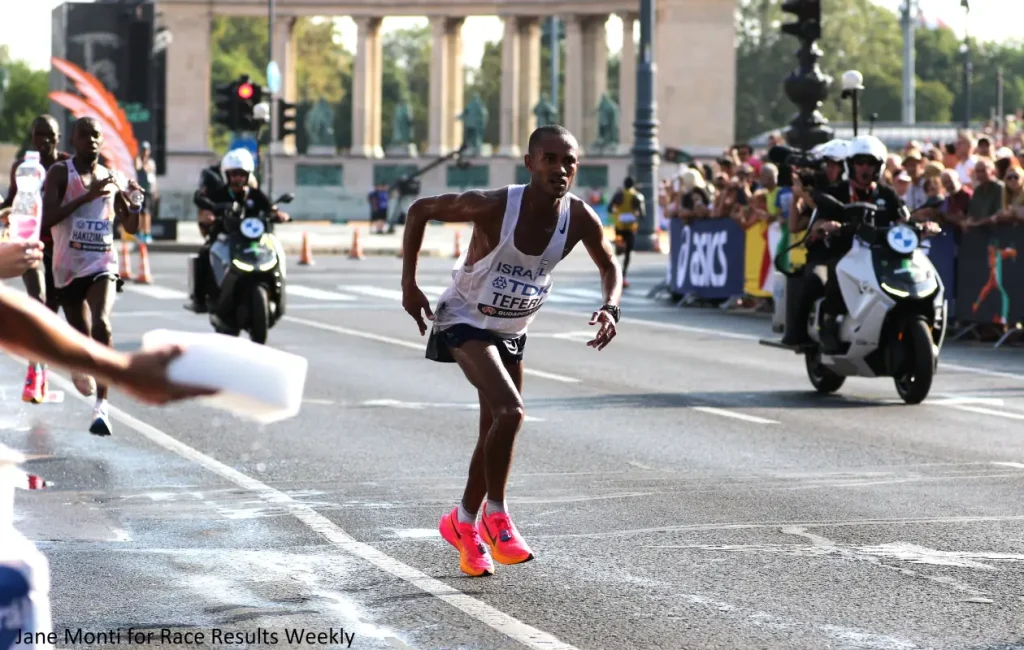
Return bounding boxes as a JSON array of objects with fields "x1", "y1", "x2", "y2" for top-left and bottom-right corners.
[{"x1": 808, "y1": 136, "x2": 939, "y2": 351}]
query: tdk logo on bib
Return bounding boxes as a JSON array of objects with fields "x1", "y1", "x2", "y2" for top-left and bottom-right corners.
[{"x1": 479, "y1": 263, "x2": 551, "y2": 319}]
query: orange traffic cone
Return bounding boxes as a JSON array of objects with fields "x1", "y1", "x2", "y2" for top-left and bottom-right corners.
[
  {"x1": 136, "y1": 242, "x2": 152, "y2": 283},
  {"x1": 119, "y1": 239, "x2": 133, "y2": 280},
  {"x1": 652, "y1": 227, "x2": 664, "y2": 254},
  {"x1": 348, "y1": 228, "x2": 364, "y2": 260},
  {"x1": 299, "y1": 231, "x2": 314, "y2": 265},
  {"x1": 453, "y1": 230, "x2": 462, "y2": 259}
]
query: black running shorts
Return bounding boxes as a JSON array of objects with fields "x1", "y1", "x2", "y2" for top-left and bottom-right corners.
[{"x1": 426, "y1": 323, "x2": 526, "y2": 365}]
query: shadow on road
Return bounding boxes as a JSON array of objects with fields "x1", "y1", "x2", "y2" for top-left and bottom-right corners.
[{"x1": 526, "y1": 391, "x2": 893, "y2": 411}]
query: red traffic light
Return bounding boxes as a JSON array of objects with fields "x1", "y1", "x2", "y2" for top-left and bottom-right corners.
[{"x1": 237, "y1": 83, "x2": 254, "y2": 100}]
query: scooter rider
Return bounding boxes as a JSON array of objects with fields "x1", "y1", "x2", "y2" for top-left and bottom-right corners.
[
  {"x1": 806, "y1": 135, "x2": 939, "y2": 352},
  {"x1": 188, "y1": 149, "x2": 290, "y2": 313}
]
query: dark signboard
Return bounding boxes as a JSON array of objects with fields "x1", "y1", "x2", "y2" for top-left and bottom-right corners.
[{"x1": 954, "y1": 224, "x2": 1024, "y2": 326}]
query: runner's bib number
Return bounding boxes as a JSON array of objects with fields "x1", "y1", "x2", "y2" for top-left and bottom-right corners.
[{"x1": 69, "y1": 217, "x2": 112, "y2": 252}]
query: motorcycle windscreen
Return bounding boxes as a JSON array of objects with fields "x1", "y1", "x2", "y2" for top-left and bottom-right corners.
[
  {"x1": 872, "y1": 248, "x2": 939, "y2": 299},
  {"x1": 231, "y1": 235, "x2": 278, "y2": 270},
  {"x1": 209, "y1": 239, "x2": 233, "y2": 286}
]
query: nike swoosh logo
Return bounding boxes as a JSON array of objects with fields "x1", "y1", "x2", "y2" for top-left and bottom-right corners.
[{"x1": 558, "y1": 217, "x2": 567, "y2": 234}]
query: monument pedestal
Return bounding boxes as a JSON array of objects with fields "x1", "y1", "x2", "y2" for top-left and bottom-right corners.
[
  {"x1": 307, "y1": 145, "x2": 336, "y2": 157},
  {"x1": 386, "y1": 143, "x2": 419, "y2": 158}
]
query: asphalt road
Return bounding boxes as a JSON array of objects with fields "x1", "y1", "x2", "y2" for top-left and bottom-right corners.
[{"x1": 4, "y1": 249, "x2": 1024, "y2": 650}]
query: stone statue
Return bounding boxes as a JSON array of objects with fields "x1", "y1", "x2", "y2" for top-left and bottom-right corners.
[
  {"x1": 391, "y1": 98, "x2": 414, "y2": 145},
  {"x1": 457, "y1": 93, "x2": 488, "y2": 156},
  {"x1": 303, "y1": 98, "x2": 335, "y2": 149},
  {"x1": 533, "y1": 93, "x2": 558, "y2": 127},
  {"x1": 387, "y1": 93, "x2": 418, "y2": 157},
  {"x1": 593, "y1": 93, "x2": 620, "y2": 153}
]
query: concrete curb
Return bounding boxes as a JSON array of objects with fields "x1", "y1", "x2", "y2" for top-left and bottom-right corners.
[{"x1": 145, "y1": 241, "x2": 454, "y2": 258}]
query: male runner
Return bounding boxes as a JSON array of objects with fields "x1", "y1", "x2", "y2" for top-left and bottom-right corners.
[
  {"x1": 401, "y1": 125, "x2": 622, "y2": 577},
  {"x1": 0, "y1": 115, "x2": 70, "y2": 403},
  {"x1": 607, "y1": 176, "x2": 644, "y2": 288},
  {"x1": 42, "y1": 116, "x2": 142, "y2": 436}
]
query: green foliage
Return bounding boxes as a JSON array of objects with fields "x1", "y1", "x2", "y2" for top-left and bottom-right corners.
[
  {"x1": 0, "y1": 55, "x2": 50, "y2": 147},
  {"x1": 381, "y1": 26, "x2": 430, "y2": 150},
  {"x1": 735, "y1": 0, "x2": 1024, "y2": 141}
]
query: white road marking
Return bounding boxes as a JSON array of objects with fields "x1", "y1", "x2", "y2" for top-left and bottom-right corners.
[
  {"x1": 303, "y1": 398, "x2": 336, "y2": 405},
  {"x1": 690, "y1": 406, "x2": 779, "y2": 425},
  {"x1": 990, "y1": 462, "x2": 1024, "y2": 469},
  {"x1": 37, "y1": 366, "x2": 580, "y2": 650},
  {"x1": 281, "y1": 315, "x2": 580, "y2": 383},
  {"x1": 361, "y1": 398, "x2": 544, "y2": 421},
  {"x1": 288, "y1": 285, "x2": 356, "y2": 301},
  {"x1": 942, "y1": 404, "x2": 1024, "y2": 421},
  {"x1": 123, "y1": 284, "x2": 189, "y2": 300},
  {"x1": 342, "y1": 285, "x2": 404, "y2": 301}
]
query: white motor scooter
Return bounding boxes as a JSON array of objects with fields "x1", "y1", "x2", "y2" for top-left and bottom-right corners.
[{"x1": 760, "y1": 197, "x2": 947, "y2": 404}]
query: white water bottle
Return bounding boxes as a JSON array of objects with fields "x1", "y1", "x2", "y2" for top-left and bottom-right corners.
[
  {"x1": 0, "y1": 445, "x2": 53, "y2": 650},
  {"x1": 7, "y1": 153, "x2": 46, "y2": 243}
]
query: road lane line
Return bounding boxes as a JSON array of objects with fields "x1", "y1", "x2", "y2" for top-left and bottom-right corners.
[
  {"x1": 37, "y1": 366, "x2": 580, "y2": 650},
  {"x1": 941, "y1": 404, "x2": 1024, "y2": 421},
  {"x1": 690, "y1": 406, "x2": 778, "y2": 425},
  {"x1": 282, "y1": 315, "x2": 581, "y2": 384},
  {"x1": 288, "y1": 285, "x2": 356, "y2": 301},
  {"x1": 123, "y1": 284, "x2": 189, "y2": 300},
  {"x1": 990, "y1": 462, "x2": 1024, "y2": 469}
]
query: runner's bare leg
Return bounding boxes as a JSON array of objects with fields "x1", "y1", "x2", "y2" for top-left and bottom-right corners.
[
  {"x1": 85, "y1": 279, "x2": 116, "y2": 402},
  {"x1": 451, "y1": 340, "x2": 526, "y2": 511}
]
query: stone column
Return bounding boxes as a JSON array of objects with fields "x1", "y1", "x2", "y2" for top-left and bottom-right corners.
[
  {"x1": 518, "y1": 17, "x2": 542, "y2": 146},
  {"x1": 271, "y1": 16, "x2": 298, "y2": 155},
  {"x1": 446, "y1": 19, "x2": 466, "y2": 152},
  {"x1": 618, "y1": 13, "x2": 637, "y2": 155},
  {"x1": 427, "y1": 16, "x2": 451, "y2": 156},
  {"x1": 580, "y1": 15, "x2": 608, "y2": 149},
  {"x1": 162, "y1": 5, "x2": 212, "y2": 154},
  {"x1": 563, "y1": 15, "x2": 584, "y2": 150},
  {"x1": 351, "y1": 17, "x2": 383, "y2": 158},
  {"x1": 497, "y1": 16, "x2": 521, "y2": 157}
]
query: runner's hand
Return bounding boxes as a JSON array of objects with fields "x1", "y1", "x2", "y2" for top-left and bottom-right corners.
[
  {"x1": 587, "y1": 309, "x2": 617, "y2": 351},
  {"x1": 0, "y1": 241, "x2": 43, "y2": 279},
  {"x1": 85, "y1": 176, "x2": 115, "y2": 201},
  {"x1": 402, "y1": 285, "x2": 435, "y2": 335},
  {"x1": 114, "y1": 345, "x2": 219, "y2": 405}
]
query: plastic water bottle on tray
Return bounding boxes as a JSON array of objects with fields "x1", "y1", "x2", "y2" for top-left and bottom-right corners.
[{"x1": 7, "y1": 153, "x2": 46, "y2": 243}]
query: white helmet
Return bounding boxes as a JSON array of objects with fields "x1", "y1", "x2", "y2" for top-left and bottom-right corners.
[
  {"x1": 846, "y1": 135, "x2": 887, "y2": 164},
  {"x1": 821, "y1": 139, "x2": 849, "y2": 162},
  {"x1": 221, "y1": 148, "x2": 255, "y2": 176}
]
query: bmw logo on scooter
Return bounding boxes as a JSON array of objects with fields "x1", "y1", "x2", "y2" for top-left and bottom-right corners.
[{"x1": 887, "y1": 224, "x2": 919, "y2": 255}]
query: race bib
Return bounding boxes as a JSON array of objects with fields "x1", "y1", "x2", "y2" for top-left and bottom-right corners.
[
  {"x1": 69, "y1": 216, "x2": 112, "y2": 252},
  {"x1": 477, "y1": 265, "x2": 552, "y2": 319}
]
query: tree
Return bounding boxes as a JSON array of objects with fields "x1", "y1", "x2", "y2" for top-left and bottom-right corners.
[
  {"x1": 465, "y1": 40, "x2": 501, "y2": 146},
  {"x1": 0, "y1": 58, "x2": 49, "y2": 147},
  {"x1": 381, "y1": 26, "x2": 430, "y2": 150}
]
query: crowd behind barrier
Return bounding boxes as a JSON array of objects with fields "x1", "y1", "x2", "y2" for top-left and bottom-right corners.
[
  {"x1": 639, "y1": 125, "x2": 1024, "y2": 349},
  {"x1": 660, "y1": 215, "x2": 1023, "y2": 348}
]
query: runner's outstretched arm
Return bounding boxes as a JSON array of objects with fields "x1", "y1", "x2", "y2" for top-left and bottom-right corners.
[
  {"x1": 0, "y1": 286, "x2": 215, "y2": 405},
  {"x1": 575, "y1": 200, "x2": 622, "y2": 350},
  {"x1": 401, "y1": 189, "x2": 503, "y2": 335}
]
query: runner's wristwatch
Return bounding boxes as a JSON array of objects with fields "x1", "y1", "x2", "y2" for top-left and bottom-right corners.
[{"x1": 600, "y1": 304, "x2": 620, "y2": 323}]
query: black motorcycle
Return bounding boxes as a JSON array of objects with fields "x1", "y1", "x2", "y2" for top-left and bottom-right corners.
[{"x1": 191, "y1": 193, "x2": 293, "y2": 344}]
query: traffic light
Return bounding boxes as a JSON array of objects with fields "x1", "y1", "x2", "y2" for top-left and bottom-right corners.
[
  {"x1": 234, "y1": 76, "x2": 264, "y2": 131},
  {"x1": 781, "y1": 0, "x2": 821, "y2": 42},
  {"x1": 277, "y1": 99, "x2": 297, "y2": 141},
  {"x1": 213, "y1": 79, "x2": 240, "y2": 130}
]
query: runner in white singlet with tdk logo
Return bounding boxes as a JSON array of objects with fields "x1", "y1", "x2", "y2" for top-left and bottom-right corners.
[
  {"x1": 43, "y1": 117, "x2": 144, "y2": 436},
  {"x1": 401, "y1": 125, "x2": 624, "y2": 577}
]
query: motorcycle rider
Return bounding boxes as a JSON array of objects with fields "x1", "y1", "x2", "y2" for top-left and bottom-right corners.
[
  {"x1": 188, "y1": 148, "x2": 289, "y2": 313},
  {"x1": 800, "y1": 135, "x2": 940, "y2": 352}
]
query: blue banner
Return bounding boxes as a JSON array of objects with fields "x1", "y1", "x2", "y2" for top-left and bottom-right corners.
[
  {"x1": 669, "y1": 218, "x2": 746, "y2": 299},
  {"x1": 921, "y1": 225, "x2": 957, "y2": 313}
]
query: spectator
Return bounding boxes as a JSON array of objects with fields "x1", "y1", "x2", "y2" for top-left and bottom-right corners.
[
  {"x1": 939, "y1": 169, "x2": 972, "y2": 229},
  {"x1": 967, "y1": 158, "x2": 1004, "y2": 223},
  {"x1": 901, "y1": 149, "x2": 928, "y2": 210},
  {"x1": 954, "y1": 132, "x2": 980, "y2": 188},
  {"x1": 674, "y1": 168, "x2": 711, "y2": 222},
  {"x1": 997, "y1": 165, "x2": 1024, "y2": 225},
  {"x1": 994, "y1": 147, "x2": 1018, "y2": 181},
  {"x1": 735, "y1": 143, "x2": 762, "y2": 174},
  {"x1": 976, "y1": 136, "x2": 993, "y2": 160}
]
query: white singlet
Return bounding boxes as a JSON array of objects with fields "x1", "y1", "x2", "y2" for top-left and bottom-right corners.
[
  {"x1": 433, "y1": 184, "x2": 572, "y2": 338},
  {"x1": 50, "y1": 159, "x2": 118, "y2": 289}
]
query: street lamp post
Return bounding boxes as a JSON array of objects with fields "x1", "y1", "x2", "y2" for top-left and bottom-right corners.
[
  {"x1": 631, "y1": 0, "x2": 659, "y2": 252},
  {"x1": 780, "y1": 0, "x2": 833, "y2": 151}
]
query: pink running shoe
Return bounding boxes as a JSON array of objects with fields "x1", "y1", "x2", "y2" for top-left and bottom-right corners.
[
  {"x1": 22, "y1": 364, "x2": 43, "y2": 404},
  {"x1": 478, "y1": 503, "x2": 535, "y2": 565},
  {"x1": 439, "y1": 507, "x2": 495, "y2": 577}
]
